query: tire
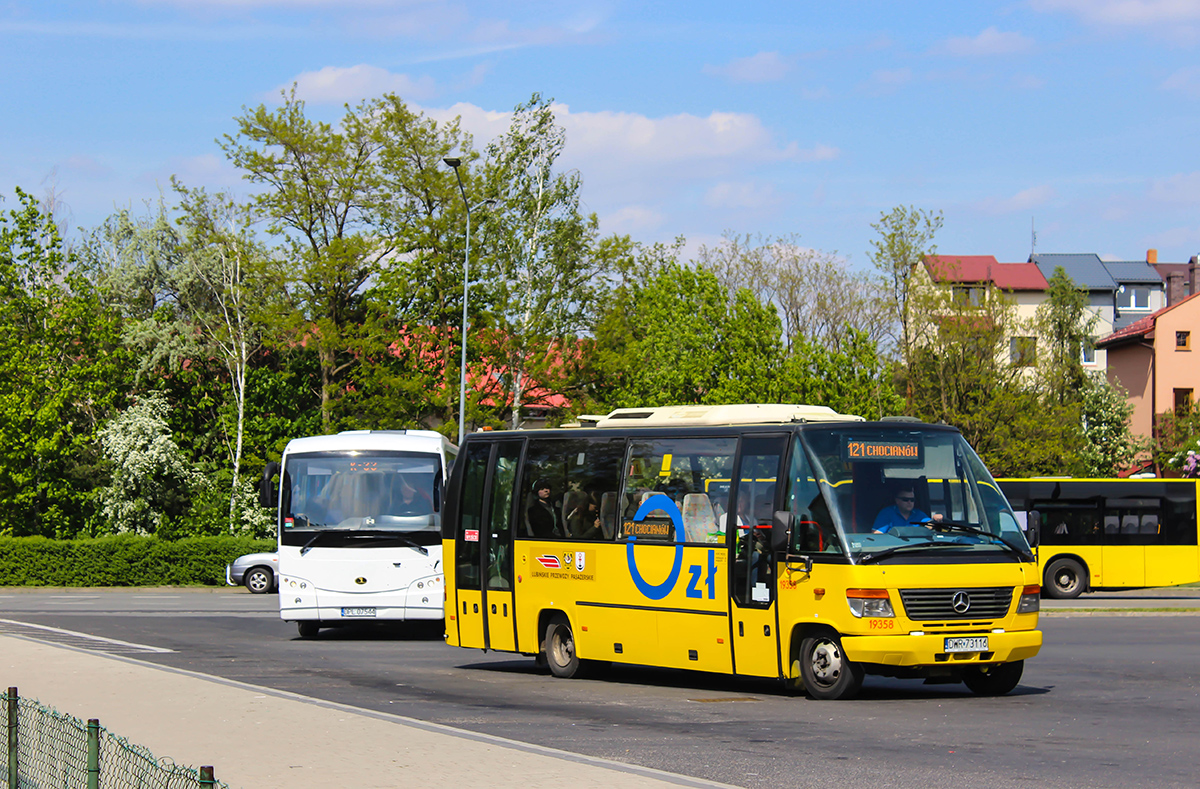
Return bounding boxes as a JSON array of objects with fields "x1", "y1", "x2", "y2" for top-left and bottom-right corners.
[
  {"x1": 963, "y1": 660, "x2": 1023, "y2": 696},
  {"x1": 297, "y1": 621, "x2": 321, "y2": 638},
  {"x1": 1045, "y1": 557, "x2": 1086, "y2": 599},
  {"x1": 544, "y1": 616, "x2": 582, "y2": 679},
  {"x1": 244, "y1": 567, "x2": 274, "y2": 594},
  {"x1": 799, "y1": 633, "x2": 864, "y2": 700}
]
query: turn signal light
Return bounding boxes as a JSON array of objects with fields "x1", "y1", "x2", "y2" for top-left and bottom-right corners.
[
  {"x1": 847, "y1": 588, "x2": 894, "y2": 618},
  {"x1": 1017, "y1": 584, "x2": 1040, "y2": 614}
]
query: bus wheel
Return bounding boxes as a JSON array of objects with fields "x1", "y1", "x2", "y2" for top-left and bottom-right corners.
[
  {"x1": 799, "y1": 633, "x2": 864, "y2": 700},
  {"x1": 544, "y1": 616, "x2": 581, "y2": 679},
  {"x1": 1045, "y1": 558, "x2": 1085, "y2": 599},
  {"x1": 963, "y1": 660, "x2": 1023, "y2": 696},
  {"x1": 297, "y1": 621, "x2": 321, "y2": 638}
]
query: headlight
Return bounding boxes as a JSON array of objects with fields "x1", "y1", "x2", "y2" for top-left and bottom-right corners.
[
  {"x1": 1017, "y1": 585, "x2": 1040, "y2": 614},
  {"x1": 847, "y1": 588, "x2": 895, "y2": 618}
]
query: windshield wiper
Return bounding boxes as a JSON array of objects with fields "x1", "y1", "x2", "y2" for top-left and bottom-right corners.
[
  {"x1": 858, "y1": 540, "x2": 966, "y2": 564},
  {"x1": 929, "y1": 520, "x2": 1031, "y2": 560},
  {"x1": 299, "y1": 531, "x2": 331, "y2": 556},
  {"x1": 347, "y1": 529, "x2": 431, "y2": 556}
]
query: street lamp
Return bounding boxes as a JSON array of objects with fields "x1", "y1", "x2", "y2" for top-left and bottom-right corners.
[{"x1": 443, "y1": 157, "x2": 495, "y2": 446}]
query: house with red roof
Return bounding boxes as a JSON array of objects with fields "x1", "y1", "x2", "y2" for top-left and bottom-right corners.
[{"x1": 1095, "y1": 291, "x2": 1200, "y2": 445}]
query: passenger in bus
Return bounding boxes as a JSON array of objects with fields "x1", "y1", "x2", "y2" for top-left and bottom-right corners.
[
  {"x1": 565, "y1": 487, "x2": 603, "y2": 540},
  {"x1": 526, "y1": 478, "x2": 560, "y2": 538},
  {"x1": 873, "y1": 485, "x2": 942, "y2": 533},
  {"x1": 391, "y1": 476, "x2": 431, "y2": 516}
]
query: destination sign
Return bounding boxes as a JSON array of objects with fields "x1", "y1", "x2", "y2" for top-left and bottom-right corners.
[{"x1": 843, "y1": 437, "x2": 923, "y2": 463}]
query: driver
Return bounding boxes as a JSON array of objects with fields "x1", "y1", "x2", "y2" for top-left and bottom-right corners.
[{"x1": 873, "y1": 485, "x2": 942, "y2": 533}]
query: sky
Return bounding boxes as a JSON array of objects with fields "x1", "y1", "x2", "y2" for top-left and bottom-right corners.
[{"x1": 3, "y1": 0, "x2": 1200, "y2": 270}]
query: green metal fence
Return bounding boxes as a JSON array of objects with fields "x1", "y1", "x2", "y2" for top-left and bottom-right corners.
[{"x1": 3, "y1": 687, "x2": 227, "y2": 789}]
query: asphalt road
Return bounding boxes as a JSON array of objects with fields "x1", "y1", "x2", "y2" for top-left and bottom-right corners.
[{"x1": 2, "y1": 587, "x2": 1199, "y2": 789}]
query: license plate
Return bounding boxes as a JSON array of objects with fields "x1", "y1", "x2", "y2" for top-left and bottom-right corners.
[
  {"x1": 944, "y1": 636, "x2": 988, "y2": 653},
  {"x1": 341, "y1": 607, "x2": 376, "y2": 618}
]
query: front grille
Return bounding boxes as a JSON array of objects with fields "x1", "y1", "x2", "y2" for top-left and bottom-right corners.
[{"x1": 899, "y1": 586, "x2": 1014, "y2": 621}]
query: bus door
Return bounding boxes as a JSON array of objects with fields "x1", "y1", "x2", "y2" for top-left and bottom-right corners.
[
  {"x1": 729, "y1": 434, "x2": 787, "y2": 678},
  {"x1": 454, "y1": 439, "x2": 523, "y2": 650},
  {"x1": 484, "y1": 440, "x2": 523, "y2": 652}
]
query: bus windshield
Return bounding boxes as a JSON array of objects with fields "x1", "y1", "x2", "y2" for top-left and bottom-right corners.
[
  {"x1": 799, "y1": 426, "x2": 1030, "y2": 562},
  {"x1": 281, "y1": 451, "x2": 442, "y2": 544}
]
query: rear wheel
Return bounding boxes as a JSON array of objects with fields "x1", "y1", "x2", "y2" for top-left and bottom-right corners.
[
  {"x1": 544, "y1": 616, "x2": 582, "y2": 678},
  {"x1": 297, "y1": 621, "x2": 321, "y2": 638},
  {"x1": 1045, "y1": 558, "x2": 1085, "y2": 599},
  {"x1": 963, "y1": 660, "x2": 1023, "y2": 696},
  {"x1": 799, "y1": 633, "x2": 864, "y2": 700}
]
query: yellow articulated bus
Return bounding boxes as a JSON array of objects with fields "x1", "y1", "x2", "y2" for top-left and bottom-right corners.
[
  {"x1": 442, "y1": 404, "x2": 1042, "y2": 700},
  {"x1": 998, "y1": 478, "x2": 1200, "y2": 599}
]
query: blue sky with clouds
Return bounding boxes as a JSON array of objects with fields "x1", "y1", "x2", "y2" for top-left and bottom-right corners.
[{"x1": 4, "y1": 1, "x2": 1200, "y2": 268}]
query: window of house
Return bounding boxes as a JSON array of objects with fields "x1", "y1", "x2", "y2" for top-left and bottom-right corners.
[
  {"x1": 1116, "y1": 286, "x2": 1150, "y2": 310},
  {"x1": 953, "y1": 286, "x2": 985, "y2": 307},
  {"x1": 1177, "y1": 331, "x2": 1191, "y2": 350},
  {"x1": 1010, "y1": 336, "x2": 1037, "y2": 367},
  {"x1": 1081, "y1": 339, "x2": 1096, "y2": 364},
  {"x1": 1175, "y1": 389, "x2": 1194, "y2": 415}
]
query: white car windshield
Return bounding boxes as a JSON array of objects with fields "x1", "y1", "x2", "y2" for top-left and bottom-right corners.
[{"x1": 799, "y1": 426, "x2": 1031, "y2": 563}]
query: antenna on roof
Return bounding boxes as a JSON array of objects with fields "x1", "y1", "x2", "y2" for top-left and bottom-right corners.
[{"x1": 1030, "y1": 217, "x2": 1037, "y2": 259}]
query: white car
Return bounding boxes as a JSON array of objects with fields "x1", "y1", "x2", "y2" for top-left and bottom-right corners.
[{"x1": 225, "y1": 552, "x2": 278, "y2": 594}]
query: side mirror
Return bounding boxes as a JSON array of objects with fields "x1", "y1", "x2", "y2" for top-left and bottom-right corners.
[
  {"x1": 771, "y1": 510, "x2": 793, "y2": 552},
  {"x1": 1026, "y1": 510, "x2": 1041, "y2": 548},
  {"x1": 259, "y1": 462, "x2": 280, "y2": 509}
]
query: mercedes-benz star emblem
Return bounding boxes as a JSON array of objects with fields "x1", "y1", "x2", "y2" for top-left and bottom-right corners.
[{"x1": 952, "y1": 591, "x2": 971, "y2": 613}]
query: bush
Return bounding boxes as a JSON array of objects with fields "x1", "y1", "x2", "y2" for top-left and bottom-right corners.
[{"x1": 0, "y1": 534, "x2": 275, "y2": 587}]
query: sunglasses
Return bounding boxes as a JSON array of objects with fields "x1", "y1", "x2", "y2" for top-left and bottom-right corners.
[{"x1": 896, "y1": 496, "x2": 915, "y2": 502}]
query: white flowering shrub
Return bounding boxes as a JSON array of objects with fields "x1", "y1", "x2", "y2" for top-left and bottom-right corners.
[{"x1": 97, "y1": 392, "x2": 202, "y2": 534}]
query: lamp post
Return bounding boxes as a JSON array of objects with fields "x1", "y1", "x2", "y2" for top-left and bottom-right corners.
[{"x1": 443, "y1": 157, "x2": 495, "y2": 446}]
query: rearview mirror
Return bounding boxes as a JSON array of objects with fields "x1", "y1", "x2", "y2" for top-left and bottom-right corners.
[
  {"x1": 259, "y1": 462, "x2": 280, "y2": 509},
  {"x1": 1026, "y1": 509, "x2": 1041, "y2": 548}
]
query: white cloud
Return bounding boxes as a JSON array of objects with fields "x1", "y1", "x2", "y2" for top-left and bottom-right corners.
[
  {"x1": 602, "y1": 205, "x2": 666, "y2": 234},
  {"x1": 703, "y1": 181, "x2": 782, "y2": 210},
  {"x1": 866, "y1": 68, "x2": 912, "y2": 93},
  {"x1": 1151, "y1": 224, "x2": 1200, "y2": 247},
  {"x1": 281, "y1": 65, "x2": 437, "y2": 104},
  {"x1": 1150, "y1": 171, "x2": 1200, "y2": 203},
  {"x1": 939, "y1": 27, "x2": 1035, "y2": 56},
  {"x1": 975, "y1": 185, "x2": 1057, "y2": 215},
  {"x1": 1032, "y1": 0, "x2": 1200, "y2": 25},
  {"x1": 1161, "y1": 66, "x2": 1200, "y2": 96},
  {"x1": 703, "y1": 51, "x2": 794, "y2": 83}
]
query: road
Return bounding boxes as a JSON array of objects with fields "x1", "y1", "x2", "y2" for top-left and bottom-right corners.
[{"x1": 2, "y1": 587, "x2": 1199, "y2": 789}]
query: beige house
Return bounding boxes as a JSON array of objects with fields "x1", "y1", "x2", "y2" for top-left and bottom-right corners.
[{"x1": 1096, "y1": 291, "x2": 1200, "y2": 446}]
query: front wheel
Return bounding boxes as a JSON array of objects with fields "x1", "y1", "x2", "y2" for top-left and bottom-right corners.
[
  {"x1": 799, "y1": 633, "x2": 864, "y2": 700},
  {"x1": 544, "y1": 616, "x2": 582, "y2": 678},
  {"x1": 244, "y1": 567, "x2": 274, "y2": 594},
  {"x1": 1045, "y1": 558, "x2": 1086, "y2": 599},
  {"x1": 963, "y1": 660, "x2": 1023, "y2": 696}
]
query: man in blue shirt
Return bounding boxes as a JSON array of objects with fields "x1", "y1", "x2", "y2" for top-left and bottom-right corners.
[{"x1": 873, "y1": 485, "x2": 942, "y2": 533}]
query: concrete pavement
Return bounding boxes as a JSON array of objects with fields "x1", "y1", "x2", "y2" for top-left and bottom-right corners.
[{"x1": 1, "y1": 634, "x2": 733, "y2": 789}]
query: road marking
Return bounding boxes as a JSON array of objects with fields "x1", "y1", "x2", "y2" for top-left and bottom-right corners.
[{"x1": 0, "y1": 618, "x2": 173, "y2": 654}]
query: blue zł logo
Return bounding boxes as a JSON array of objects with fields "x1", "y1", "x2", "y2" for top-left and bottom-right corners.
[{"x1": 625, "y1": 493, "x2": 718, "y2": 602}]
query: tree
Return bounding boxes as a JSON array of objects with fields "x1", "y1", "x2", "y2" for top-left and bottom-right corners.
[
  {"x1": 478, "y1": 93, "x2": 611, "y2": 429},
  {"x1": 591, "y1": 262, "x2": 782, "y2": 408},
  {"x1": 1037, "y1": 266, "x2": 1095, "y2": 407},
  {"x1": 96, "y1": 392, "x2": 199, "y2": 534},
  {"x1": 222, "y1": 88, "x2": 384, "y2": 430},
  {"x1": 698, "y1": 232, "x2": 889, "y2": 353},
  {"x1": 1080, "y1": 372, "x2": 1142, "y2": 476},
  {"x1": 0, "y1": 188, "x2": 132, "y2": 536},
  {"x1": 868, "y1": 205, "x2": 944, "y2": 377},
  {"x1": 780, "y1": 329, "x2": 904, "y2": 420}
]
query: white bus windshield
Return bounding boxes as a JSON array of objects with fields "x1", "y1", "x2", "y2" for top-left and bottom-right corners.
[
  {"x1": 799, "y1": 427, "x2": 1030, "y2": 562},
  {"x1": 281, "y1": 451, "x2": 442, "y2": 541}
]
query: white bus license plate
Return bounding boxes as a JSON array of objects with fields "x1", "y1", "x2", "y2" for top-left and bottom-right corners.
[
  {"x1": 341, "y1": 607, "x2": 376, "y2": 618},
  {"x1": 945, "y1": 636, "x2": 988, "y2": 653}
]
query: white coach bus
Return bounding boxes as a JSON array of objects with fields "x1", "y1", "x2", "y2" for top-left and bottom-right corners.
[{"x1": 260, "y1": 430, "x2": 456, "y2": 637}]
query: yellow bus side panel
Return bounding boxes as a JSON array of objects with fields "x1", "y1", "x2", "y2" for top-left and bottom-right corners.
[
  {"x1": 442, "y1": 539, "x2": 460, "y2": 647},
  {"x1": 1101, "y1": 545, "x2": 1145, "y2": 587},
  {"x1": 1145, "y1": 545, "x2": 1200, "y2": 588}
]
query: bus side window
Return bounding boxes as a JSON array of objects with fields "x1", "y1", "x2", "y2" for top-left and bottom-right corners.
[{"x1": 787, "y1": 441, "x2": 842, "y2": 555}]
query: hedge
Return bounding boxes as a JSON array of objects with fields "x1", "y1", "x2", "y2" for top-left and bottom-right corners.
[{"x1": 0, "y1": 535, "x2": 276, "y2": 587}]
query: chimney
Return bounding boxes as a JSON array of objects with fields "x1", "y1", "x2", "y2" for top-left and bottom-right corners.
[
  {"x1": 1191, "y1": 255, "x2": 1199, "y2": 298},
  {"x1": 1167, "y1": 272, "x2": 1185, "y2": 306},
  {"x1": 1147, "y1": 248, "x2": 1158, "y2": 265}
]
